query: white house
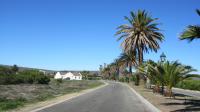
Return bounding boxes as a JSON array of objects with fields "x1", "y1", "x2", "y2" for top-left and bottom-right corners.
[
  {"x1": 54, "y1": 72, "x2": 63, "y2": 79},
  {"x1": 54, "y1": 72, "x2": 82, "y2": 80}
]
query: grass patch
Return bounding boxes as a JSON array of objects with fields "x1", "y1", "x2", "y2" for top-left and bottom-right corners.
[{"x1": 0, "y1": 98, "x2": 26, "y2": 111}]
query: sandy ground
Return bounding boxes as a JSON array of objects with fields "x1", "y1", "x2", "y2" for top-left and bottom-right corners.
[
  {"x1": 128, "y1": 82, "x2": 200, "y2": 112},
  {"x1": 10, "y1": 82, "x2": 107, "y2": 112}
]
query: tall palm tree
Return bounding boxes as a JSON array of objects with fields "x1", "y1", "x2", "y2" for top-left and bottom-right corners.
[
  {"x1": 119, "y1": 51, "x2": 137, "y2": 81},
  {"x1": 116, "y1": 10, "x2": 164, "y2": 66},
  {"x1": 180, "y1": 9, "x2": 200, "y2": 41}
]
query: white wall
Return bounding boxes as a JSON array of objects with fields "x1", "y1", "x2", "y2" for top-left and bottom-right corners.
[{"x1": 54, "y1": 72, "x2": 82, "y2": 80}]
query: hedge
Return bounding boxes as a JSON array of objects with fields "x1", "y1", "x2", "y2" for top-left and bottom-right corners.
[{"x1": 176, "y1": 80, "x2": 200, "y2": 91}]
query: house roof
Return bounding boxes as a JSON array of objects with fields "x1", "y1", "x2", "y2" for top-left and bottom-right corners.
[
  {"x1": 73, "y1": 72, "x2": 81, "y2": 76},
  {"x1": 59, "y1": 72, "x2": 67, "y2": 75}
]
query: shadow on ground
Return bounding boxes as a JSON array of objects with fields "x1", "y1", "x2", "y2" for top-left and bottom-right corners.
[{"x1": 161, "y1": 93, "x2": 200, "y2": 112}]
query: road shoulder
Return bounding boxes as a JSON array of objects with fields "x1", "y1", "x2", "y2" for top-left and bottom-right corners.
[{"x1": 122, "y1": 82, "x2": 161, "y2": 112}]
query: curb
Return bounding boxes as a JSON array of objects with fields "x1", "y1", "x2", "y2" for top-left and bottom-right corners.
[{"x1": 124, "y1": 83, "x2": 161, "y2": 112}]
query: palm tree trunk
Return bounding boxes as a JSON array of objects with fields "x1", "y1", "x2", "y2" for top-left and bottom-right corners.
[
  {"x1": 161, "y1": 83, "x2": 164, "y2": 95},
  {"x1": 117, "y1": 67, "x2": 120, "y2": 80},
  {"x1": 138, "y1": 48, "x2": 143, "y2": 66},
  {"x1": 129, "y1": 64, "x2": 132, "y2": 82},
  {"x1": 166, "y1": 86, "x2": 173, "y2": 97},
  {"x1": 135, "y1": 48, "x2": 143, "y2": 86}
]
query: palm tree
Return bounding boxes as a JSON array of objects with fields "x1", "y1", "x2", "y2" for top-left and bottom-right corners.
[
  {"x1": 180, "y1": 9, "x2": 200, "y2": 41},
  {"x1": 116, "y1": 10, "x2": 164, "y2": 66},
  {"x1": 109, "y1": 61, "x2": 120, "y2": 80},
  {"x1": 162, "y1": 61, "x2": 198, "y2": 97},
  {"x1": 80, "y1": 71, "x2": 90, "y2": 80},
  {"x1": 139, "y1": 60, "x2": 164, "y2": 91},
  {"x1": 116, "y1": 10, "x2": 164, "y2": 85},
  {"x1": 119, "y1": 52, "x2": 137, "y2": 82},
  {"x1": 142, "y1": 61, "x2": 198, "y2": 97},
  {"x1": 102, "y1": 66, "x2": 111, "y2": 80}
]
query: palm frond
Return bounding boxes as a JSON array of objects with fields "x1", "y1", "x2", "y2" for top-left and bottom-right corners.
[
  {"x1": 180, "y1": 25, "x2": 200, "y2": 42},
  {"x1": 196, "y1": 9, "x2": 200, "y2": 16}
]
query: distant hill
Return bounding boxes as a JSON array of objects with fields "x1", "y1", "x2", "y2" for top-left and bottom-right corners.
[
  {"x1": 0, "y1": 64, "x2": 100, "y2": 76},
  {"x1": 59, "y1": 70, "x2": 100, "y2": 76},
  {"x1": 0, "y1": 64, "x2": 56, "y2": 75}
]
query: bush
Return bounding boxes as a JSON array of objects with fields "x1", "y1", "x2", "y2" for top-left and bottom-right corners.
[
  {"x1": 0, "y1": 66, "x2": 13, "y2": 75},
  {"x1": 0, "y1": 70, "x2": 50, "y2": 85},
  {"x1": 130, "y1": 75, "x2": 136, "y2": 82},
  {"x1": 119, "y1": 77, "x2": 130, "y2": 82},
  {"x1": 0, "y1": 97, "x2": 26, "y2": 111},
  {"x1": 56, "y1": 79, "x2": 63, "y2": 83},
  {"x1": 176, "y1": 80, "x2": 200, "y2": 91},
  {"x1": 119, "y1": 77, "x2": 125, "y2": 82}
]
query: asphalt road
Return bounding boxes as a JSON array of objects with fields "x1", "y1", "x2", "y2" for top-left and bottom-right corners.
[{"x1": 37, "y1": 81, "x2": 150, "y2": 112}]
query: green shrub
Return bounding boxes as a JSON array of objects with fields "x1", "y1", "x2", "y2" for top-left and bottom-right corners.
[
  {"x1": 0, "y1": 70, "x2": 50, "y2": 85},
  {"x1": 119, "y1": 77, "x2": 129, "y2": 82},
  {"x1": 125, "y1": 76, "x2": 129, "y2": 82},
  {"x1": 130, "y1": 75, "x2": 136, "y2": 82},
  {"x1": 0, "y1": 98, "x2": 26, "y2": 111},
  {"x1": 56, "y1": 79, "x2": 63, "y2": 83},
  {"x1": 119, "y1": 77, "x2": 125, "y2": 82},
  {"x1": 0, "y1": 66, "x2": 13, "y2": 75},
  {"x1": 176, "y1": 80, "x2": 200, "y2": 91}
]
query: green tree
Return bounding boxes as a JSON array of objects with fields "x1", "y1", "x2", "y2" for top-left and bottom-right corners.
[
  {"x1": 180, "y1": 9, "x2": 200, "y2": 42},
  {"x1": 116, "y1": 10, "x2": 164, "y2": 85},
  {"x1": 80, "y1": 71, "x2": 90, "y2": 80}
]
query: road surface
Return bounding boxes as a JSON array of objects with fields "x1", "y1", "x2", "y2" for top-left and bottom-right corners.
[{"x1": 37, "y1": 81, "x2": 150, "y2": 112}]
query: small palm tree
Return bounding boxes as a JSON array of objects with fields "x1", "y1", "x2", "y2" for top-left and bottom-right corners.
[
  {"x1": 162, "y1": 61, "x2": 198, "y2": 97},
  {"x1": 142, "y1": 61, "x2": 198, "y2": 97},
  {"x1": 180, "y1": 9, "x2": 200, "y2": 42},
  {"x1": 119, "y1": 51, "x2": 137, "y2": 82},
  {"x1": 139, "y1": 60, "x2": 165, "y2": 92}
]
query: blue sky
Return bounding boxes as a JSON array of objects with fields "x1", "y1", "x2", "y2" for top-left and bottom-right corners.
[{"x1": 0, "y1": 0, "x2": 199, "y2": 71}]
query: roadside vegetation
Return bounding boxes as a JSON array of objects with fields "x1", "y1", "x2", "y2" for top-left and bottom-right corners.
[
  {"x1": 176, "y1": 79, "x2": 200, "y2": 91},
  {"x1": 80, "y1": 71, "x2": 101, "y2": 80},
  {"x1": 0, "y1": 65, "x2": 103, "y2": 111},
  {"x1": 101, "y1": 9, "x2": 200, "y2": 94},
  {"x1": 0, "y1": 65, "x2": 50, "y2": 85},
  {"x1": 0, "y1": 79, "x2": 103, "y2": 111},
  {"x1": 99, "y1": 9, "x2": 200, "y2": 111}
]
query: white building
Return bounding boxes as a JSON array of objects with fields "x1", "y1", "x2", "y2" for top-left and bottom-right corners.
[{"x1": 54, "y1": 72, "x2": 82, "y2": 80}]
